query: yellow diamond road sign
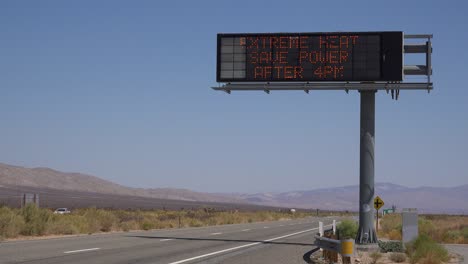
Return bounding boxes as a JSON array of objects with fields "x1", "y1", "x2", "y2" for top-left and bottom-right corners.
[{"x1": 374, "y1": 196, "x2": 384, "y2": 210}]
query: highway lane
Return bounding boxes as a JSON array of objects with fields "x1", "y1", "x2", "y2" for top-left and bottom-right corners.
[{"x1": 0, "y1": 216, "x2": 338, "y2": 264}]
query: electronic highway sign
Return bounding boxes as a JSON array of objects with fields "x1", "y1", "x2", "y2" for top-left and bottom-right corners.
[{"x1": 217, "y1": 32, "x2": 403, "y2": 82}]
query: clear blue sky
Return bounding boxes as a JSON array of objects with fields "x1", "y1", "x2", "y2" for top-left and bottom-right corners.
[{"x1": 0, "y1": 0, "x2": 467, "y2": 193}]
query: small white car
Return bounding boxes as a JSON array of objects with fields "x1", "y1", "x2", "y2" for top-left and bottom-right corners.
[{"x1": 54, "y1": 208, "x2": 71, "y2": 214}]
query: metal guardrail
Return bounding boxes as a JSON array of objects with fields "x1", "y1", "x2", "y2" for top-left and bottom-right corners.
[
  {"x1": 314, "y1": 221, "x2": 355, "y2": 263},
  {"x1": 315, "y1": 236, "x2": 355, "y2": 257}
]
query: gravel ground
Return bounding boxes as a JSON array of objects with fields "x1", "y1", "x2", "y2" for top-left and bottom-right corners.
[{"x1": 310, "y1": 248, "x2": 464, "y2": 264}]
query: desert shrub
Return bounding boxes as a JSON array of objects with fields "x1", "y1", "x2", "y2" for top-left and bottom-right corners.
[
  {"x1": 0, "y1": 206, "x2": 25, "y2": 238},
  {"x1": 0, "y1": 206, "x2": 324, "y2": 238},
  {"x1": 389, "y1": 252, "x2": 406, "y2": 263},
  {"x1": 141, "y1": 221, "x2": 155, "y2": 230},
  {"x1": 388, "y1": 229, "x2": 402, "y2": 240},
  {"x1": 141, "y1": 211, "x2": 176, "y2": 229},
  {"x1": 406, "y1": 234, "x2": 448, "y2": 264},
  {"x1": 380, "y1": 214, "x2": 401, "y2": 233},
  {"x1": 120, "y1": 220, "x2": 139, "y2": 232},
  {"x1": 98, "y1": 211, "x2": 117, "y2": 232},
  {"x1": 378, "y1": 240, "x2": 404, "y2": 253},
  {"x1": 442, "y1": 230, "x2": 462, "y2": 243},
  {"x1": 337, "y1": 219, "x2": 358, "y2": 239},
  {"x1": 82, "y1": 208, "x2": 118, "y2": 233},
  {"x1": 378, "y1": 213, "x2": 403, "y2": 240},
  {"x1": 66, "y1": 215, "x2": 89, "y2": 234},
  {"x1": 20, "y1": 204, "x2": 52, "y2": 236},
  {"x1": 187, "y1": 218, "x2": 204, "y2": 227},
  {"x1": 216, "y1": 212, "x2": 239, "y2": 225},
  {"x1": 153, "y1": 219, "x2": 174, "y2": 229},
  {"x1": 462, "y1": 227, "x2": 468, "y2": 242},
  {"x1": 255, "y1": 211, "x2": 272, "y2": 222},
  {"x1": 46, "y1": 215, "x2": 80, "y2": 235},
  {"x1": 369, "y1": 252, "x2": 382, "y2": 264},
  {"x1": 207, "y1": 215, "x2": 218, "y2": 226},
  {"x1": 82, "y1": 208, "x2": 102, "y2": 233},
  {"x1": 113, "y1": 210, "x2": 143, "y2": 223},
  {"x1": 418, "y1": 218, "x2": 436, "y2": 239},
  {"x1": 419, "y1": 215, "x2": 468, "y2": 243}
]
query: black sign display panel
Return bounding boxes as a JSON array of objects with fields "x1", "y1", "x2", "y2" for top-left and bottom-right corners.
[{"x1": 217, "y1": 32, "x2": 402, "y2": 82}]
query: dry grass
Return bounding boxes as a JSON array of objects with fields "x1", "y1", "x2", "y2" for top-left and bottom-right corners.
[
  {"x1": 378, "y1": 213, "x2": 468, "y2": 244},
  {"x1": 378, "y1": 213, "x2": 402, "y2": 240},
  {"x1": 0, "y1": 206, "x2": 25, "y2": 239},
  {"x1": 0, "y1": 204, "x2": 316, "y2": 239},
  {"x1": 421, "y1": 215, "x2": 468, "y2": 243},
  {"x1": 406, "y1": 234, "x2": 449, "y2": 264},
  {"x1": 376, "y1": 214, "x2": 465, "y2": 264}
]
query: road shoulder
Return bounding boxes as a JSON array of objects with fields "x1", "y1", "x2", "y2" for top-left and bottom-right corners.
[{"x1": 444, "y1": 244, "x2": 468, "y2": 264}]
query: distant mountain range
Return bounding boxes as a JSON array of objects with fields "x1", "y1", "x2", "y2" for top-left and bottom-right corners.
[
  {"x1": 222, "y1": 183, "x2": 468, "y2": 214},
  {"x1": 0, "y1": 163, "x2": 243, "y2": 204},
  {"x1": 1, "y1": 163, "x2": 467, "y2": 214}
]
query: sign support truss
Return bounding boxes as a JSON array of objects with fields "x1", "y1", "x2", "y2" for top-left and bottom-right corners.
[
  {"x1": 212, "y1": 34, "x2": 433, "y2": 99},
  {"x1": 212, "y1": 82, "x2": 432, "y2": 94}
]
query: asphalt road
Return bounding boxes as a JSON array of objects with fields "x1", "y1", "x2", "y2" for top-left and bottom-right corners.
[{"x1": 0, "y1": 217, "x2": 335, "y2": 264}]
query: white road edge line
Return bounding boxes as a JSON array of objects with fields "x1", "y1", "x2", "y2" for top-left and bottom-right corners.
[
  {"x1": 166, "y1": 225, "x2": 330, "y2": 264},
  {"x1": 160, "y1": 239, "x2": 174, "y2": 242},
  {"x1": 64, "y1": 248, "x2": 100, "y2": 254},
  {"x1": 210, "y1": 232, "x2": 222, "y2": 235}
]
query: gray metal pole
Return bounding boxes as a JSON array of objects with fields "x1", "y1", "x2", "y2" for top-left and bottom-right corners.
[{"x1": 356, "y1": 90, "x2": 378, "y2": 244}]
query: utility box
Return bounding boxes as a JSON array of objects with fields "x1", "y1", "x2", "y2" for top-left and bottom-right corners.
[{"x1": 402, "y1": 208, "x2": 418, "y2": 243}]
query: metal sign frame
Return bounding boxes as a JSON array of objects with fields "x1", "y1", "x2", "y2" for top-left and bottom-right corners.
[{"x1": 213, "y1": 34, "x2": 433, "y2": 97}]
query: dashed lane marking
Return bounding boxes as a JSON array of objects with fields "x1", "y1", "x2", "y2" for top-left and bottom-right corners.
[
  {"x1": 166, "y1": 226, "x2": 323, "y2": 264},
  {"x1": 64, "y1": 248, "x2": 100, "y2": 254}
]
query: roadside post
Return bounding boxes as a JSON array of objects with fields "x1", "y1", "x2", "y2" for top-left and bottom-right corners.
[
  {"x1": 341, "y1": 239, "x2": 354, "y2": 264},
  {"x1": 333, "y1": 220, "x2": 336, "y2": 235},
  {"x1": 374, "y1": 196, "x2": 384, "y2": 232},
  {"x1": 319, "y1": 221, "x2": 324, "y2": 237}
]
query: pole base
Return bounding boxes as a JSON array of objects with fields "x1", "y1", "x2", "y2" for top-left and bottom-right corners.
[{"x1": 356, "y1": 226, "x2": 378, "y2": 244}]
